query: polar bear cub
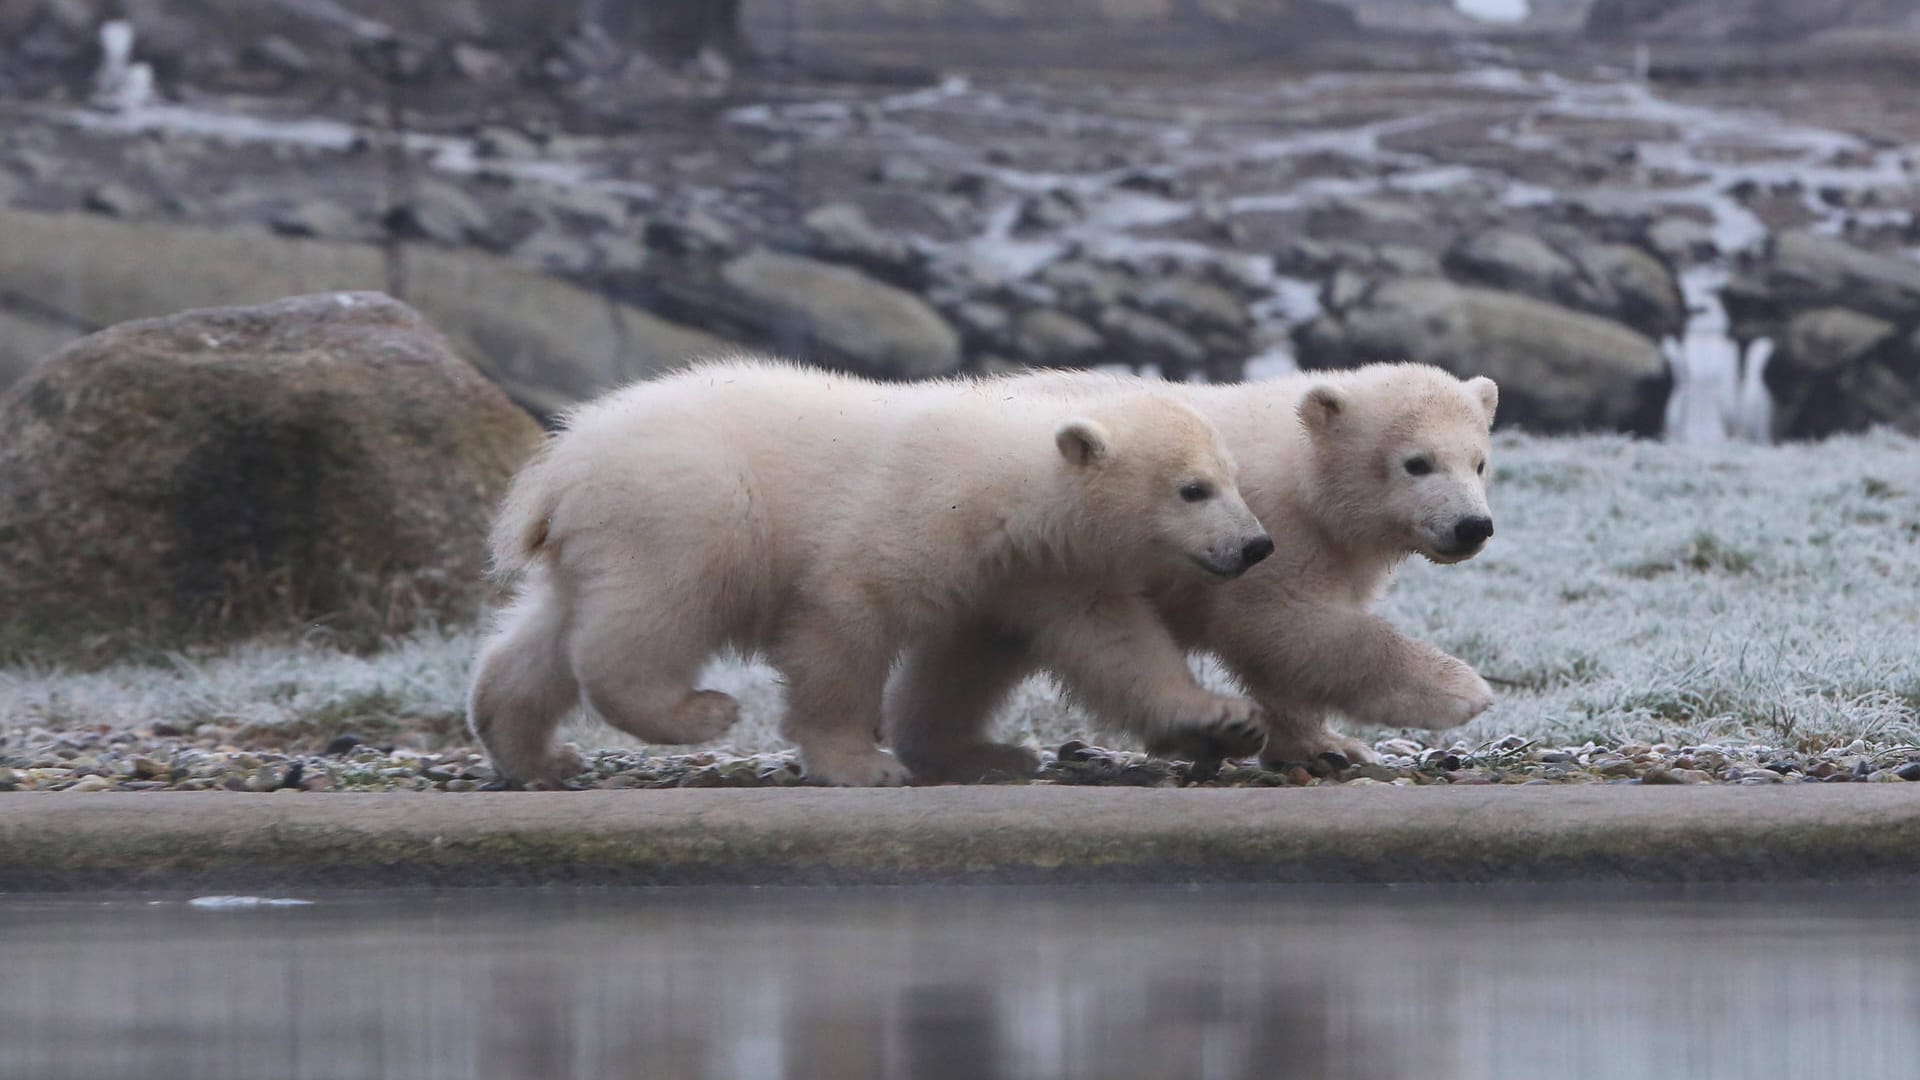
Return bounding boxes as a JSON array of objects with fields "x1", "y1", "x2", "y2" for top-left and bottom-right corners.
[{"x1": 467, "y1": 358, "x2": 1274, "y2": 787}]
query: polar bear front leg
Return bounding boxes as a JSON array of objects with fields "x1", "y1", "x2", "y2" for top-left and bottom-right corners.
[
  {"x1": 772, "y1": 602, "x2": 912, "y2": 787},
  {"x1": 887, "y1": 619, "x2": 1043, "y2": 783},
  {"x1": 1022, "y1": 591, "x2": 1267, "y2": 763},
  {"x1": 1213, "y1": 601, "x2": 1494, "y2": 766}
]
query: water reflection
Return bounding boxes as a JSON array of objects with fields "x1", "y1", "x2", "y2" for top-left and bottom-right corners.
[{"x1": 0, "y1": 886, "x2": 1915, "y2": 1079}]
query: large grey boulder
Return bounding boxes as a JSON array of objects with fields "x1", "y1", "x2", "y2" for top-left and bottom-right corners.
[
  {"x1": 0, "y1": 293, "x2": 544, "y2": 660},
  {"x1": 1443, "y1": 227, "x2": 1686, "y2": 340},
  {"x1": 662, "y1": 248, "x2": 961, "y2": 380},
  {"x1": 1766, "y1": 307, "x2": 1918, "y2": 439},
  {"x1": 0, "y1": 209, "x2": 739, "y2": 418},
  {"x1": 1723, "y1": 231, "x2": 1920, "y2": 337},
  {"x1": 1295, "y1": 276, "x2": 1671, "y2": 435}
]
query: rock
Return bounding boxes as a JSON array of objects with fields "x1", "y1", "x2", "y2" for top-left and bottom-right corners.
[
  {"x1": 949, "y1": 301, "x2": 1012, "y2": 349},
  {"x1": 644, "y1": 208, "x2": 735, "y2": 257},
  {"x1": 1295, "y1": 276, "x2": 1671, "y2": 435},
  {"x1": 391, "y1": 180, "x2": 490, "y2": 246},
  {"x1": 870, "y1": 155, "x2": 933, "y2": 186},
  {"x1": 514, "y1": 228, "x2": 596, "y2": 275},
  {"x1": 0, "y1": 207, "x2": 738, "y2": 415},
  {"x1": 475, "y1": 126, "x2": 542, "y2": 160},
  {"x1": 1897, "y1": 763, "x2": 1920, "y2": 782},
  {"x1": 1724, "y1": 231, "x2": 1920, "y2": 335},
  {"x1": 1096, "y1": 307, "x2": 1205, "y2": 373},
  {"x1": 700, "y1": 249, "x2": 960, "y2": 380},
  {"x1": 83, "y1": 182, "x2": 151, "y2": 218},
  {"x1": 247, "y1": 34, "x2": 311, "y2": 76},
  {"x1": 796, "y1": 203, "x2": 929, "y2": 289},
  {"x1": 1308, "y1": 196, "x2": 1426, "y2": 236},
  {"x1": 1766, "y1": 307, "x2": 1917, "y2": 439},
  {"x1": 1646, "y1": 217, "x2": 1719, "y2": 265},
  {"x1": 1133, "y1": 277, "x2": 1251, "y2": 337},
  {"x1": 449, "y1": 43, "x2": 510, "y2": 82},
  {"x1": 0, "y1": 293, "x2": 543, "y2": 656},
  {"x1": 269, "y1": 200, "x2": 361, "y2": 241},
  {"x1": 1443, "y1": 227, "x2": 1686, "y2": 339},
  {"x1": 1015, "y1": 309, "x2": 1105, "y2": 367},
  {"x1": 1014, "y1": 190, "x2": 1082, "y2": 234}
]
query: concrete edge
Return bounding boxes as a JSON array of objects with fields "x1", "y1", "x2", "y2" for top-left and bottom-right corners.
[{"x1": 3, "y1": 787, "x2": 1919, "y2": 891}]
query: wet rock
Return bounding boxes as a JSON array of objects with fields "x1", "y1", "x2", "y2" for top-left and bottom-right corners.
[
  {"x1": 1725, "y1": 231, "x2": 1920, "y2": 333},
  {"x1": 1096, "y1": 307, "x2": 1205, "y2": 373},
  {"x1": 870, "y1": 156, "x2": 933, "y2": 186},
  {"x1": 1014, "y1": 190, "x2": 1083, "y2": 234},
  {"x1": 645, "y1": 208, "x2": 736, "y2": 257},
  {"x1": 1646, "y1": 217, "x2": 1719, "y2": 265},
  {"x1": 247, "y1": 34, "x2": 312, "y2": 76},
  {"x1": 1765, "y1": 306, "x2": 1918, "y2": 439},
  {"x1": 475, "y1": 126, "x2": 542, "y2": 160},
  {"x1": 1015, "y1": 309, "x2": 1105, "y2": 367},
  {"x1": 1295, "y1": 276, "x2": 1671, "y2": 435},
  {"x1": 1897, "y1": 762, "x2": 1920, "y2": 782},
  {"x1": 1134, "y1": 276, "x2": 1251, "y2": 338},
  {"x1": 677, "y1": 249, "x2": 961, "y2": 380},
  {"x1": 0, "y1": 293, "x2": 543, "y2": 656},
  {"x1": 1443, "y1": 227, "x2": 1686, "y2": 340},
  {"x1": 82, "y1": 182, "x2": 151, "y2": 218},
  {"x1": 269, "y1": 200, "x2": 361, "y2": 241},
  {"x1": 390, "y1": 180, "x2": 490, "y2": 246},
  {"x1": 796, "y1": 203, "x2": 930, "y2": 289}
]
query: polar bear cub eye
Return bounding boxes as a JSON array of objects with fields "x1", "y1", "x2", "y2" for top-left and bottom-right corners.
[
  {"x1": 1179, "y1": 481, "x2": 1215, "y2": 503},
  {"x1": 1403, "y1": 456, "x2": 1434, "y2": 477}
]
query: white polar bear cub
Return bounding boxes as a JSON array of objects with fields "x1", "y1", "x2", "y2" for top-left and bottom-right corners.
[{"x1": 468, "y1": 358, "x2": 1275, "y2": 787}]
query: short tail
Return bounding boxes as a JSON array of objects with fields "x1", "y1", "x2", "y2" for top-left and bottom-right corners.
[{"x1": 488, "y1": 440, "x2": 561, "y2": 576}]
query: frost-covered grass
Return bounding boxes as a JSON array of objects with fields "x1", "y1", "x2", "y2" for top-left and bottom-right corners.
[{"x1": 4, "y1": 432, "x2": 1918, "y2": 757}]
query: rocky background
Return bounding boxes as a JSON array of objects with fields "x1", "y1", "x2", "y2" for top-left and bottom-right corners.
[{"x1": 2, "y1": 0, "x2": 1920, "y2": 655}]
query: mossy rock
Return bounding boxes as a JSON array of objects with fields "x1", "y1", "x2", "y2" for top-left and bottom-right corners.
[{"x1": 0, "y1": 292, "x2": 542, "y2": 660}]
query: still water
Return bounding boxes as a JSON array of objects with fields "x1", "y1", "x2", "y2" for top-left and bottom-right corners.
[{"x1": 1, "y1": 886, "x2": 1915, "y2": 1080}]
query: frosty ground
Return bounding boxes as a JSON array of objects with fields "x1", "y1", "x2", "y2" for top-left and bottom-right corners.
[{"x1": 3, "y1": 430, "x2": 1918, "y2": 790}]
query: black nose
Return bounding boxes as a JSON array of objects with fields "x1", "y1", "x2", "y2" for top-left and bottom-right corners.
[
  {"x1": 1454, "y1": 516, "x2": 1494, "y2": 546},
  {"x1": 1241, "y1": 536, "x2": 1275, "y2": 567}
]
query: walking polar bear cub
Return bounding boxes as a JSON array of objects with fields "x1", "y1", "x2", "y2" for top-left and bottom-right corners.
[
  {"x1": 889, "y1": 362, "x2": 1501, "y2": 777},
  {"x1": 468, "y1": 358, "x2": 1275, "y2": 787}
]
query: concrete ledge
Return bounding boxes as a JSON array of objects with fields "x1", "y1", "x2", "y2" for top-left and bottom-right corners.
[{"x1": 3, "y1": 787, "x2": 1918, "y2": 891}]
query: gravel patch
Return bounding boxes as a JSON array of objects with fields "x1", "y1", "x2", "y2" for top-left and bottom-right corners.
[{"x1": 3, "y1": 727, "x2": 1917, "y2": 793}]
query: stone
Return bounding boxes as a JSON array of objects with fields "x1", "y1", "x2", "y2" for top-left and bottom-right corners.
[
  {"x1": 391, "y1": 180, "x2": 490, "y2": 246},
  {"x1": 644, "y1": 208, "x2": 735, "y2": 257},
  {"x1": 797, "y1": 203, "x2": 928, "y2": 288},
  {"x1": 1096, "y1": 307, "x2": 1205, "y2": 371},
  {"x1": 0, "y1": 293, "x2": 544, "y2": 656},
  {"x1": 82, "y1": 182, "x2": 150, "y2": 218},
  {"x1": 1724, "y1": 231, "x2": 1920, "y2": 334},
  {"x1": 248, "y1": 34, "x2": 312, "y2": 76},
  {"x1": 1295, "y1": 276, "x2": 1671, "y2": 435},
  {"x1": 1015, "y1": 309, "x2": 1105, "y2": 367},
  {"x1": 269, "y1": 200, "x2": 361, "y2": 241},
  {"x1": 1765, "y1": 306, "x2": 1916, "y2": 439},
  {"x1": 1133, "y1": 277, "x2": 1251, "y2": 336},
  {"x1": 699, "y1": 249, "x2": 961, "y2": 380},
  {"x1": 1443, "y1": 227, "x2": 1686, "y2": 339}
]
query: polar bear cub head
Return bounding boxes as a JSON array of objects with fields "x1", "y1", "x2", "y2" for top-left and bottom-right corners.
[
  {"x1": 1053, "y1": 394, "x2": 1273, "y2": 579},
  {"x1": 1299, "y1": 364, "x2": 1500, "y2": 565}
]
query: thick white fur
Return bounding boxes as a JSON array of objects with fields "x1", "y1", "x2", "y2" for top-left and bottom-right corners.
[
  {"x1": 888, "y1": 362, "x2": 1500, "y2": 771},
  {"x1": 468, "y1": 358, "x2": 1273, "y2": 786}
]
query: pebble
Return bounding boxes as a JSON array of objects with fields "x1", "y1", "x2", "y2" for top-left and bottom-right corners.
[{"x1": 0, "y1": 728, "x2": 1910, "y2": 792}]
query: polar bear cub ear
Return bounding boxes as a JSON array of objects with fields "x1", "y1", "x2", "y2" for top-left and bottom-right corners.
[
  {"x1": 1298, "y1": 384, "x2": 1348, "y2": 434},
  {"x1": 1055, "y1": 418, "x2": 1112, "y2": 467},
  {"x1": 1466, "y1": 376, "x2": 1499, "y2": 426}
]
